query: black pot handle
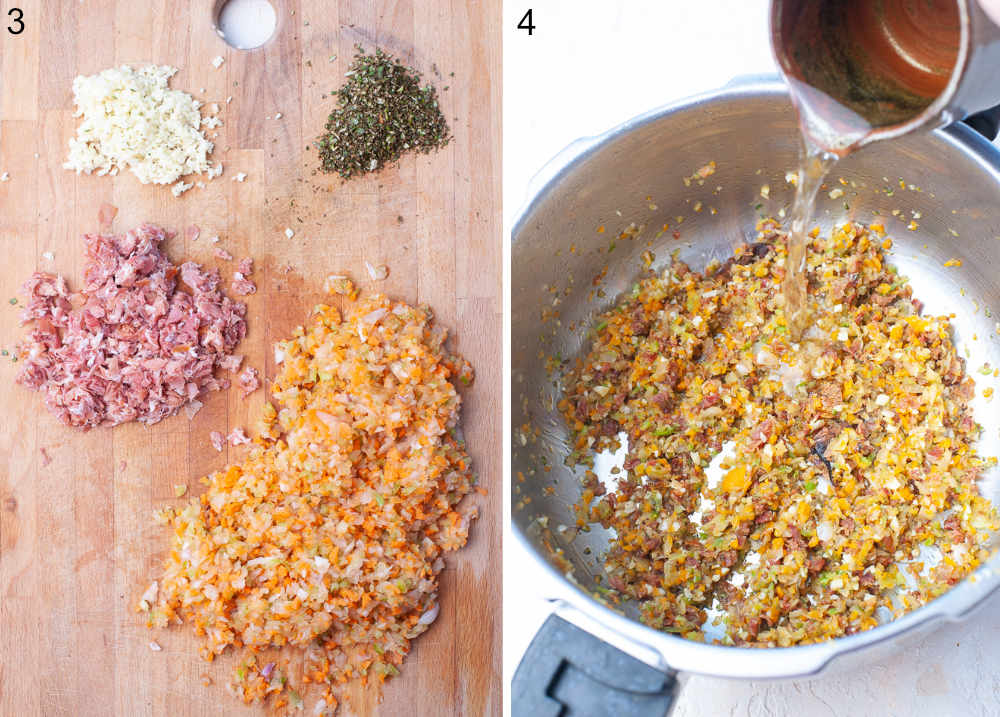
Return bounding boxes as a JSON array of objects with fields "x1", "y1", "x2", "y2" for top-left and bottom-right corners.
[
  {"x1": 964, "y1": 105, "x2": 1000, "y2": 141},
  {"x1": 511, "y1": 614, "x2": 679, "y2": 717}
]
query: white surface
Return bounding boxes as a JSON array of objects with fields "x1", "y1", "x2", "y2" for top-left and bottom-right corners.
[
  {"x1": 502, "y1": 2, "x2": 1000, "y2": 715},
  {"x1": 216, "y1": 0, "x2": 277, "y2": 50}
]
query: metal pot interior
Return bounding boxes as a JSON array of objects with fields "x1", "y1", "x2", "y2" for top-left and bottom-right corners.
[{"x1": 511, "y1": 82, "x2": 1000, "y2": 675}]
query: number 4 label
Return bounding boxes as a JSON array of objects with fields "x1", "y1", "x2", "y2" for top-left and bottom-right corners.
[{"x1": 517, "y1": 9, "x2": 535, "y2": 35}]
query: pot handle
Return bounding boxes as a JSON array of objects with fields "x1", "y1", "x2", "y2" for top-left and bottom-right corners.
[
  {"x1": 963, "y1": 105, "x2": 1000, "y2": 141},
  {"x1": 511, "y1": 613, "x2": 679, "y2": 717}
]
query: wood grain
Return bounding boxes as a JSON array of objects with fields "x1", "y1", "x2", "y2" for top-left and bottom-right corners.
[{"x1": 0, "y1": 1, "x2": 501, "y2": 714}]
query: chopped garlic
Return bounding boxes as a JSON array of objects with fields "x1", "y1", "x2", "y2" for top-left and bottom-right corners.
[
  {"x1": 284, "y1": 228, "x2": 294, "y2": 239},
  {"x1": 211, "y1": 55, "x2": 225, "y2": 68},
  {"x1": 64, "y1": 65, "x2": 216, "y2": 192}
]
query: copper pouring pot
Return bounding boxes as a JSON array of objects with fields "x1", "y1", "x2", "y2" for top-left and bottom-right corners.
[{"x1": 771, "y1": 0, "x2": 1000, "y2": 151}]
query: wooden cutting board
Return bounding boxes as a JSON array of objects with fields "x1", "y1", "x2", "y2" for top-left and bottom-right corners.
[{"x1": 0, "y1": 0, "x2": 500, "y2": 714}]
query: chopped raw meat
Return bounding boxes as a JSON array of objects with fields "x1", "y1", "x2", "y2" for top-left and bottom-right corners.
[
  {"x1": 209, "y1": 430, "x2": 225, "y2": 452},
  {"x1": 237, "y1": 257, "x2": 253, "y2": 276},
  {"x1": 15, "y1": 222, "x2": 248, "y2": 429},
  {"x1": 40, "y1": 447, "x2": 52, "y2": 467},
  {"x1": 184, "y1": 399, "x2": 203, "y2": 419},
  {"x1": 227, "y1": 427, "x2": 250, "y2": 446},
  {"x1": 237, "y1": 366, "x2": 260, "y2": 397},
  {"x1": 231, "y1": 272, "x2": 256, "y2": 296},
  {"x1": 218, "y1": 354, "x2": 244, "y2": 373},
  {"x1": 21, "y1": 273, "x2": 71, "y2": 323},
  {"x1": 214, "y1": 248, "x2": 233, "y2": 261},
  {"x1": 98, "y1": 203, "x2": 118, "y2": 233}
]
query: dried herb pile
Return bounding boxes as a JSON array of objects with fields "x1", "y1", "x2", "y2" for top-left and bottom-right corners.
[{"x1": 317, "y1": 46, "x2": 451, "y2": 179}]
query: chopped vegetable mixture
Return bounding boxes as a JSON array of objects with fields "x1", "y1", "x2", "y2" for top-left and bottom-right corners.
[
  {"x1": 562, "y1": 220, "x2": 997, "y2": 646},
  {"x1": 143, "y1": 288, "x2": 477, "y2": 709}
]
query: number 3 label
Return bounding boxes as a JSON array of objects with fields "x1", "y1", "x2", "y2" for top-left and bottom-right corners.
[{"x1": 8, "y1": 7, "x2": 24, "y2": 35}]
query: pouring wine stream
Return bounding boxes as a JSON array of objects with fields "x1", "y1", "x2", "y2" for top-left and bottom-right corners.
[
  {"x1": 782, "y1": 147, "x2": 837, "y2": 340},
  {"x1": 774, "y1": 0, "x2": 964, "y2": 341}
]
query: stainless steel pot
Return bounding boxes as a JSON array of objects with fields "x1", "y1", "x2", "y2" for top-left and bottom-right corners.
[{"x1": 510, "y1": 78, "x2": 1000, "y2": 715}]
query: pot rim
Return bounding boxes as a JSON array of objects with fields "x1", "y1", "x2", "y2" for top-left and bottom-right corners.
[{"x1": 510, "y1": 76, "x2": 1000, "y2": 679}]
